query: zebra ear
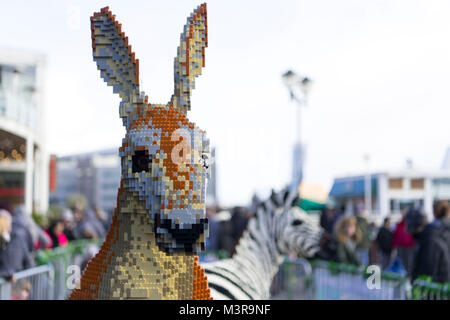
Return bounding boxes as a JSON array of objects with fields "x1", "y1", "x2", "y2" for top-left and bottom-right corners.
[
  {"x1": 282, "y1": 188, "x2": 290, "y2": 204},
  {"x1": 250, "y1": 194, "x2": 261, "y2": 213},
  {"x1": 291, "y1": 194, "x2": 300, "y2": 208},
  {"x1": 251, "y1": 193, "x2": 261, "y2": 205},
  {"x1": 270, "y1": 189, "x2": 279, "y2": 206},
  {"x1": 170, "y1": 3, "x2": 208, "y2": 115},
  {"x1": 286, "y1": 189, "x2": 300, "y2": 209}
]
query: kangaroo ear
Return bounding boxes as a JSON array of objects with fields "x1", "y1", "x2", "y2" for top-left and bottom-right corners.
[
  {"x1": 91, "y1": 7, "x2": 144, "y2": 128},
  {"x1": 170, "y1": 3, "x2": 208, "y2": 115}
]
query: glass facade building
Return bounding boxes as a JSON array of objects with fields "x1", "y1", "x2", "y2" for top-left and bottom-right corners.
[{"x1": 0, "y1": 49, "x2": 47, "y2": 214}]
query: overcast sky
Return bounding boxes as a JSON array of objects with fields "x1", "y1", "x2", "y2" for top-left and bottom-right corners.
[{"x1": 1, "y1": 0, "x2": 449, "y2": 206}]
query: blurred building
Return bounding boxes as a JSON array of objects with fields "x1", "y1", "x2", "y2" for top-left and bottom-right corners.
[
  {"x1": 206, "y1": 147, "x2": 217, "y2": 206},
  {"x1": 50, "y1": 148, "x2": 121, "y2": 215},
  {"x1": 0, "y1": 48, "x2": 48, "y2": 214},
  {"x1": 291, "y1": 142, "x2": 306, "y2": 191},
  {"x1": 443, "y1": 147, "x2": 450, "y2": 170},
  {"x1": 329, "y1": 170, "x2": 450, "y2": 222}
]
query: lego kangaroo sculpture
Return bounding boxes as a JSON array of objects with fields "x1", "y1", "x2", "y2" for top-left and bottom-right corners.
[{"x1": 70, "y1": 4, "x2": 211, "y2": 300}]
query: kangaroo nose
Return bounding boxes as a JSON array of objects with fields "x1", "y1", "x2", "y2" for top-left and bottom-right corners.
[{"x1": 158, "y1": 218, "x2": 208, "y2": 253}]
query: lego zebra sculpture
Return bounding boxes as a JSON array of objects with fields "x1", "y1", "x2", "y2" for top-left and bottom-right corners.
[{"x1": 205, "y1": 188, "x2": 323, "y2": 300}]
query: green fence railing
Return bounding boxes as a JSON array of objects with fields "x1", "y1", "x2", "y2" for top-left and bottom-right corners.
[
  {"x1": 310, "y1": 259, "x2": 409, "y2": 300},
  {"x1": 412, "y1": 276, "x2": 450, "y2": 300},
  {"x1": 27, "y1": 241, "x2": 450, "y2": 300},
  {"x1": 34, "y1": 239, "x2": 103, "y2": 299},
  {"x1": 35, "y1": 239, "x2": 101, "y2": 265}
]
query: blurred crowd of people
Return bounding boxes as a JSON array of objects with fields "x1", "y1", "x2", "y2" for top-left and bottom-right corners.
[
  {"x1": 318, "y1": 200, "x2": 450, "y2": 283},
  {"x1": 0, "y1": 197, "x2": 251, "y2": 283},
  {"x1": 205, "y1": 205, "x2": 253, "y2": 257},
  {"x1": 1, "y1": 194, "x2": 449, "y2": 294},
  {"x1": 0, "y1": 202, "x2": 110, "y2": 283},
  {"x1": 202, "y1": 196, "x2": 450, "y2": 285}
]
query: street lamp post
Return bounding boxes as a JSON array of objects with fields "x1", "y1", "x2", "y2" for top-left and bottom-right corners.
[
  {"x1": 282, "y1": 70, "x2": 312, "y2": 191},
  {"x1": 364, "y1": 153, "x2": 372, "y2": 215}
]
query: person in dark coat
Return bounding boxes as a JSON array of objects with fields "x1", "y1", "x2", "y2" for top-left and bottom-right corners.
[
  {"x1": 84, "y1": 208, "x2": 106, "y2": 239},
  {"x1": 355, "y1": 204, "x2": 371, "y2": 266},
  {"x1": 231, "y1": 207, "x2": 250, "y2": 244},
  {"x1": 392, "y1": 210, "x2": 416, "y2": 276},
  {"x1": 72, "y1": 209, "x2": 99, "y2": 239},
  {"x1": 227, "y1": 206, "x2": 252, "y2": 256},
  {"x1": 215, "y1": 210, "x2": 234, "y2": 255},
  {"x1": 407, "y1": 203, "x2": 450, "y2": 283},
  {"x1": 11, "y1": 206, "x2": 33, "y2": 253},
  {"x1": 45, "y1": 220, "x2": 69, "y2": 248},
  {"x1": 376, "y1": 217, "x2": 393, "y2": 269},
  {"x1": 12, "y1": 204, "x2": 51, "y2": 250},
  {"x1": 205, "y1": 206, "x2": 220, "y2": 251},
  {"x1": 93, "y1": 206, "x2": 111, "y2": 231},
  {"x1": 62, "y1": 209, "x2": 77, "y2": 241},
  {"x1": 0, "y1": 209, "x2": 34, "y2": 279},
  {"x1": 320, "y1": 206, "x2": 342, "y2": 235}
]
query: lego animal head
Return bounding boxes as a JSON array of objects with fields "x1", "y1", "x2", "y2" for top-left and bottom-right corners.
[
  {"x1": 255, "y1": 189, "x2": 323, "y2": 258},
  {"x1": 279, "y1": 205, "x2": 323, "y2": 257},
  {"x1": 91, "y1": 5, "x2": 209, "y2": 254}
]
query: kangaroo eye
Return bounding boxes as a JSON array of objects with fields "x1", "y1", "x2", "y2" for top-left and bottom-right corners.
[
  {"x1": 201, "y1": 153, "x2": 210, "y2": 170},
  {"x1": 292, "y1": 219, "x2": 303, "y2": 226},
  {"x1": 132, "y1": 150, "x2": 151, "y2": 173}
]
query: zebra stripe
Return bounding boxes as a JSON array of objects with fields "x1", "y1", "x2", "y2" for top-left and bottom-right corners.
[
  {"x1": 203, "y1": 188, "x2": 324, "y2": 300},
  {"x1": 204, "y1": 269, "x2": 254, "y2": 299}
]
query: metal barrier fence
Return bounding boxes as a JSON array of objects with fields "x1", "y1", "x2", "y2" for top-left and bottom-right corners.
[
  {"x1": 35, "y1": 239, "x2": 101, "y2": 300},
  {"x1": 0, "y1": 264, "x2": 54, "y2": 300},
  {"x1": 273, "y1": 259, "x2": 450, "y2": 300},
  {"x1": 0, "y1": 239, "x2": 100, "y2": 300},
  {"x1": 271, "y1": 258, "x2": 313, "y2": 299},
  {"x1": 272, "y1": 259, "x2": 410, "y2": 300},
  {"x1": 311, "y1": 260, "x2": 409, "y2": 300},
  {"x1": 3, "y1": 244, "x2": 449, "y2": 300}
]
